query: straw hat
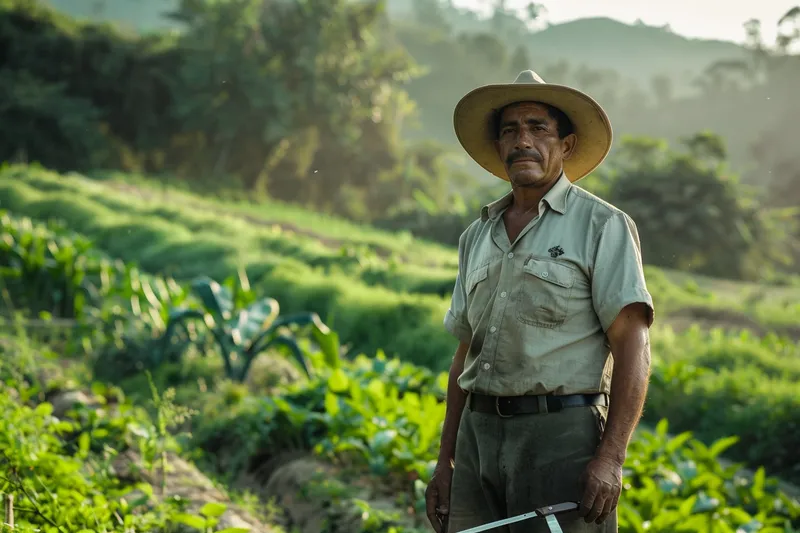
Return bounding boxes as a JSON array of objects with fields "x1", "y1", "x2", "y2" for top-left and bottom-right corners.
[{"x1": 453, "y1": 70, "x2": 613, "y2": 182}]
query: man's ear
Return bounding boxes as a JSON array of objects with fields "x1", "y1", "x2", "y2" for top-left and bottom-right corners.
[{"x1": 562, "y1": 133, "x2": 578, "y2": 161}]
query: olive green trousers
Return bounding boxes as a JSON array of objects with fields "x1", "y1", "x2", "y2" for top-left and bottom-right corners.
[{"x1": 446, "y1": 396, "x2": 617, "y2": 533}]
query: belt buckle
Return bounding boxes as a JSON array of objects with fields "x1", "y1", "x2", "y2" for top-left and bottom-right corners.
[{"x1": 495, "y1": 397, "x2": 512, "y2": 418}]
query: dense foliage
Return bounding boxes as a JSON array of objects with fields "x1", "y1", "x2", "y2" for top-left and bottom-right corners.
[
  {"x1": 605, "y1": 134, "x2": 797, "y2": 280},
  {"x1": 3, "y1": 200, "x2": 800, "y2": 493},
  {"x1": 0, "y1": 0, "x2": 465, "y2": 222},
  {"x1": 189, "y1": 350, "x2": 800, "y2": 533},
  {"x1": 2, "y1": 208, "x2": 799, "y2": 532},
  {"x1": 0, "y1": 334, "x2": 249, "y2": 532},
  {"x1": 2, "y1": 166, "x2": 798, "y2": 368}
]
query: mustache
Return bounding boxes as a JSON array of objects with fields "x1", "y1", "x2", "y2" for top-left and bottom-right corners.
[{"x1": 507, "y1": 149, "x2": 543, "y2": 166}]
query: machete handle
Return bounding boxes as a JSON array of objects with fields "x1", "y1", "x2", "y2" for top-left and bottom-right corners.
[{"x1": 535, "y1": 501, "x2": 580, "y2": 516}]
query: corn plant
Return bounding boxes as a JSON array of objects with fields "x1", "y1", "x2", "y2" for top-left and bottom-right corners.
[{"x1": 160, "y1": 274, "x2": 339, "y2": 382}]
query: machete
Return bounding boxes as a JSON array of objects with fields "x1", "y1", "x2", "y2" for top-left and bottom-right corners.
[{"x1": 453, "y1": 501, "x2": 579, "y2": 533}]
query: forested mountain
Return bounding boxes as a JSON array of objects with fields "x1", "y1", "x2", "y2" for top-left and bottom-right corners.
[
  {"x1": 43, "y1": 0, "x2": 793, "y2": 185},
  {"x1": 2, "y1": 0, "x2": 798, "y2": 284}
]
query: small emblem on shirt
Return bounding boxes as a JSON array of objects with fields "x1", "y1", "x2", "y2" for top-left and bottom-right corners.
[{"x1": 548, "y1": 245, "x2": 564, "y2": 258}]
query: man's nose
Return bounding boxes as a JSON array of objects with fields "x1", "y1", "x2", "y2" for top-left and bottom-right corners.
[{"x1": 515, "y1": 130, "x2": 533, "y2": 149}]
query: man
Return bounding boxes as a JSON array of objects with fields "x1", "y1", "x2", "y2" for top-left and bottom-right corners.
[{"x1": 425, "y1": 70, "x2": 655, "y2": 533}]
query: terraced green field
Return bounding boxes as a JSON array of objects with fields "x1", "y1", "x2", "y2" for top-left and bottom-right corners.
[
  {"x1": 2, "y1": 162, "x2": 800, "y2": 532},
  {"x1": 2, "y1": 163, "x2": 800, "y2": 486},
  {"x1": 1, "y1": 166, "x2": 799, "y2": 355}
]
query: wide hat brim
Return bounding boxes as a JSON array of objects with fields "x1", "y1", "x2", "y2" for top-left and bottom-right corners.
[{"x1": 453, "y1": 70, "x2": 613, "y2": 183}]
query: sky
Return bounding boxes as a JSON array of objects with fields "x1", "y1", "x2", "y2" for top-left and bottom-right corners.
[{"x1": 454, "y1": 0, "x2": 798, "y2": 47}]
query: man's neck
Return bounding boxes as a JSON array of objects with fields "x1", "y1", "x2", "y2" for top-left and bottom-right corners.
[{"x1": 509, "y1": 173, "x2": 561, "y2": 214}]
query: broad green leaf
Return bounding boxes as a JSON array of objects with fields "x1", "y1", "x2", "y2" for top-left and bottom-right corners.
[
  {"x1": 708, "y1": 436, "x2": 739, "y2": 458},
  {"x1": 692, "y1": 492, "x2": 720, "y2": 513},
  {"x1": 665, "y1": 431, "x2": 693, "y2": 453},
  {"x1": 35, "y1": 402, "x2": 54, "y2": 417},
  {"x1": 174, "y1": 513, "x2": 207, "y2": 530},
  {"x1": 751, "y1": 466, "x2": 765, "y2": 499},
  {"x1": 678, "y1": 494, "x2": 696, "y2": 516},
  {"x1": 167, "y1": 307, "x2": 205, "y2": 323},
  {"x1": 200, "y1": 502, "x2": 228, "y2": 518},
  {"x1": 235, "y1": 297, "x2": 280, "y2": 346},
  {"x1": 313, "y1": 325, "x2": 340, "y2": 368},
  {"x1": 329, "y1": 368, "x2": 349, "y2": 393},
  {"x1": 325, "y1": 391, "x2": 340, "y2": 416},
  {"x1": 260, "y1": 335, "x2": 311, "y2": 378},
  {"x1": 78, "y1": 431, "x2": 90, "y2": 456},
  {"x1": 191, "y1": 276, "x2": 233, "y2": 320}
]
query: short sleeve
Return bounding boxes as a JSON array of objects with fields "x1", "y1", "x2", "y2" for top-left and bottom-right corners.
[
  {"x1": 443, "y1": 228, "x2": 473, "y2": 343},
  {"x1": 591, "y1": 212, "x2": 655, "y2": 332}
]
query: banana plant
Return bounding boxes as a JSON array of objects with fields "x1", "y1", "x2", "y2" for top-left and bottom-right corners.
[{"x1": 160, "y1": 273, "x2": 340, "y2": 382}]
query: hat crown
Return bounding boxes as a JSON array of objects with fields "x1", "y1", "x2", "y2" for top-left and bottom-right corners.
[{"x1": 513, "y1": 70, "x2": 546, "y2": 85}]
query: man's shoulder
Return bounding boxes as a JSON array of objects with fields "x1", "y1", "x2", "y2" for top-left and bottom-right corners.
[
  {"x1": 568, "y1": 185, "x2": 635, "y2": 226},
  {"x1": 457, "y1": 216, "x2": 488, "y2": 249}
]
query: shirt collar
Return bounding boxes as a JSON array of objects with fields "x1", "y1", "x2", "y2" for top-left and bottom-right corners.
[{"x1": 480, "y1": 172, "x2": 572, "y2": 221}]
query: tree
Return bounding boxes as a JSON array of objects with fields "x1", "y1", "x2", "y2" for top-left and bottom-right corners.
[
  {"x1": 164, "y1": 0, "x2": 423, "y2": 219},
  {"x1": 509, "y1": 44, "x2": 531, "y2": 75},
  {"x1": 776, "y1": 6, "x2": 800, "y2": 53},
  {"x1": 411, "y1": 0, "x2": 450, "y2": 32},
  {"x1": 680, "y1": 131, "x2": 727, "y2": 164},
  {"x1": 650, "y1": 74, "x2": 673, "y2": 106},
  {"x1": 607, "y1": 133, "x2": 784, "y2": 281}
]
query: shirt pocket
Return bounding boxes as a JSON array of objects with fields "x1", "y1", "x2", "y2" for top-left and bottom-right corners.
[
  {"x1": 465, "y1": 263, "x2": 489, "y2": 326},
  {"x1": 466, "y1": 263, "x2": 488, "y2": 295},
  {"x1": 516, "y1": 257, "x2": 575, "y2": 328}
]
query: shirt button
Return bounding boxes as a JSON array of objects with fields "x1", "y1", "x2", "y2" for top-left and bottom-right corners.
[
  {"x1": 541, "y1": 272, "x2": 549, "y2": 278},
  {"x1": 507, "y1": 252, "x2": 514, "y2": 259},
  {"x1": 483, "y1": 363, "x2": 491, "y2": 370},
  {"x1": 490, "y1": 326, "x2": 497, "y2": 333},
  {"x1": 500, "y1": 291, "x2": 507, "y2": 298}
]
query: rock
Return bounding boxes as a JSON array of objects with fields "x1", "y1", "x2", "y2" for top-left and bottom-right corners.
[
  {"x1": 113, "y1": 449, "x2": 281, "y2": 533},
  {"x1": 50, "y1": 390, "x2": 100, "y2": 418},
  {"x1": 262, "y1": 456, "x2": 334, "y2": 533},
  {"x1": 261, "y1": 456, "x2": 421, "y2": 533}
]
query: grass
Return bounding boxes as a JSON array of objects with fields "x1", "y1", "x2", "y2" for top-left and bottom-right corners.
[
  {"x1": 2, "y1": 168, "x2": 800, "y2": 531},
  {"x1": 3, "y1": 205, "x2": 800, "y2": 488},
  {"x1": 2, "y1": 164, "x2": 799, "y2": 337},
  {"x1": 65, "y1": 167, "x2": 460, "y2": 267}
]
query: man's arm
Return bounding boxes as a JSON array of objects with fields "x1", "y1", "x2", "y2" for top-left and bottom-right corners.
[
  {"x1": 579, "y1": 212, "x2": 655, "y2": 524},
  {"x1": 437, "y1": 340, "x2": 470, "y2": 466},
  {"x1": 595, "y1": 302, "x2": 651, "y2": 465},
  {"x1": 590, "y1": 211, "x2": 656, "y2": 456},
  {"x1": 427, "y1": 227, "x2": 473, "y2": 533}
]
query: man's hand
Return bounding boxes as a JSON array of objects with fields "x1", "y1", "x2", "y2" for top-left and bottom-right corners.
[
  {"x1": 426, "y1": 462, "x2": 453, "y2": 533},
  {"x1": 578, "y1": 455, "x2": 623, "y2": 524}
]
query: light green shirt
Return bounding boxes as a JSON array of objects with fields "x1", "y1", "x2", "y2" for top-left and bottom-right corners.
[{"x1": 444, "y1": 173, "x2": 655, "y2": 397}]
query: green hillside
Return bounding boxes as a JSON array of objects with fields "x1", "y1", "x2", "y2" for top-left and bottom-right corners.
[{"x1": 2, "y1": 164, "x2": 800, "y2": 532}]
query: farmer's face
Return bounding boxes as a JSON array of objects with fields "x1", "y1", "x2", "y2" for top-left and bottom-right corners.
[{"x1": 494, "y1": 102, "x2": 576, "y2": 188}]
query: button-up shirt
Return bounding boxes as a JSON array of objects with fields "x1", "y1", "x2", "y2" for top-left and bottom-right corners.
[{"x1": 444, "y1": 172, "x2": 655, "y2": 397}]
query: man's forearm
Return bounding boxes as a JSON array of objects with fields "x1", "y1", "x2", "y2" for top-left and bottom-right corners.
[
  {"x1": 596, "y1": 327, "x2": 651, "y2": 465},
  {"x1": 437, "y1": 346, "x2": 468, "y2": 466}
]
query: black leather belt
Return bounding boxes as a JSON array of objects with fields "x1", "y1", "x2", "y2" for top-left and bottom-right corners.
[{"x1": 468, "y1": 392, "x2": 608, "y2": 418}]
